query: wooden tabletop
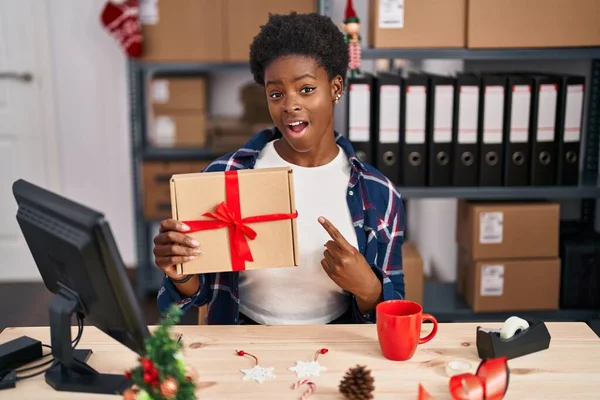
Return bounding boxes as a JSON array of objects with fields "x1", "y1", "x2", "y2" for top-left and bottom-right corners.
[{"x1": 1, "y1": 322, "x2": 600, "y2": 399}]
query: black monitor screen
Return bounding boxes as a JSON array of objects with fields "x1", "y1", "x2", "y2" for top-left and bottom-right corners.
[{"x1": 12, "y1": 179, "x2": 149, "y2": 394}]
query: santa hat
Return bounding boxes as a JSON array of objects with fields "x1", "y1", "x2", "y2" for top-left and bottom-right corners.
[{"x1": 344, "y1": 0, "x2": 360, "y2": 23}]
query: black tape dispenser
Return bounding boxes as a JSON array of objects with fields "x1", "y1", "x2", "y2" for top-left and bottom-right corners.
[{"x1": 476, "y1": 316, "x2": 551, "y2": 360}]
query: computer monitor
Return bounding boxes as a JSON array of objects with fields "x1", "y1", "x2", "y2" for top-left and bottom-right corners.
[{"x1": 12, "y1": 179, "x2": 150, "y2": 395}]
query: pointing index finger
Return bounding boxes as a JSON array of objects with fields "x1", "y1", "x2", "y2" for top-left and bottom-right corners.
[{"x1": 318, "y1": 216, "x2": 351, "y2": 249}]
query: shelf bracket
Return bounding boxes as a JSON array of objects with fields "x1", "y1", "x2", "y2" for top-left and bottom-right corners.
[
  {"x1": 582, "y1": 59, "x2": 600, "y2": 186},
  {"x1": 580, "y1": 60, "x2": 600, "y2": 230}
]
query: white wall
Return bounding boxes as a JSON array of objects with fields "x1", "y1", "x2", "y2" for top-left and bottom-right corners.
[{"x1": 47, "y1": 0, "x2": 135, "y2": 266}]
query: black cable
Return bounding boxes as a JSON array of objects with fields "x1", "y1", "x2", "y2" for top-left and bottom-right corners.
[
  {"x1": 16, "y1": 316, "x2": 83, "y2": 381},
  {"x1": 15, "y1": 361, "x2": 57, "y2": 381},
  {"x1": 15, "y1": 314, "x2": 85, "y2": 381},
  {"x1": 16, "y1": 316, "x2": 83, "y2": 373},
  {"x1": 14, "y1": 358, "x2": 54, "y2": 373}
]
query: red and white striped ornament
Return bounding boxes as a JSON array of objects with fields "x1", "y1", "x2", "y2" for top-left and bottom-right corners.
[
  {"x1": 291, "y1": 379, "x2": 316, "y2": 400},
  {"x1": 349, "y1": 42, "x2": 362, "y2": 70},
  {"x1": 100, "y1": 0, "x2": 143, "y2": 58}
]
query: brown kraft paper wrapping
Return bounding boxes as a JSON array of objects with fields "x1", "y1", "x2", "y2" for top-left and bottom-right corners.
[{"x1": 170, "y1": 167, "x2": 299, "y2": 274}]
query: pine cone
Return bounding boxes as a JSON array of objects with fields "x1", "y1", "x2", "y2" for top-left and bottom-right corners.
[{"x1": 339, "y1": 365, "x2": 375, "y2": 400}]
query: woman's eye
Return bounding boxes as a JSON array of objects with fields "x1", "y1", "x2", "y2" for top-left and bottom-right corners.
[
  {"x1": 301, "y1": 87, "x2": 315, "y2": 93},
  {"x1": 269, "y1": 92, "x2": 282, "y2": 99}
]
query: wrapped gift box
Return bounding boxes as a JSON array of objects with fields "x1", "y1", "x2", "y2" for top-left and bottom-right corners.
[{"x1": 170, "y1": 167, "x2": 299, "y2": 274}]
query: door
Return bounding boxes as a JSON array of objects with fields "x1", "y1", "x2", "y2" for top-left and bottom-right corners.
[{"x1": 0, "y1": 0, "x2": 61, "y2": 281}]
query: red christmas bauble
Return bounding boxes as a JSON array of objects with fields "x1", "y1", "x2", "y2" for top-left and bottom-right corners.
[
  {"x1": 160, "y1": 377, "x2": 179, "y2": 399},
  {"x1": 123, "y1": 387, "x2": 138, "y2": 400},
  {"x1": 142, "y1": 357, "x2": 152, "y2": 371}
]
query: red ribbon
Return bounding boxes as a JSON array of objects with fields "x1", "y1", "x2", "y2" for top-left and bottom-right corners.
[
  {"x1": 419, "y1": 357, "x2": 509, "y2": 400},
  {"x1": 182, "y1": 170, "x2": 298, "y2": 271}
]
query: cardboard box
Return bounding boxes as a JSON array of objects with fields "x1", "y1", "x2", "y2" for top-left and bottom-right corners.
[
  {"x1": 467, "y1": 0, "x2": 600, "y2": 49},
  {"x1": 170, "y1": 167, "x2": 299, "y2": 274},
  {"x1": 150, "y1": 112, "x2": 208, "y2": 148},
  {"x1": 142, "y1": 161, "x2": 211, "y2": 220},
  {"x1": 140, "y1": 0, "x2": 225, "y2": 62},
  {"x1": 238, "y1": 82, "x2": 272, "y2": 126},
  {"x1": 456, "y1": 201, "x2": 559, "y2": 260},
  {"x1": 149, "y1": 77, "x2": 207, "y2": 113},
  {"x1": 224, "y1": 0, "x2": 317, "y2": 61},
  {"x1": 402, "y1": 242, "x2": 424, "y2": 305},
  {"x1": 368, "y1": 0, "x2": 466, "y2": 49},
  {"x1": 207, "y1": 117, "x2": 272, "y2": 153},
  {"x1": 460, "y1": 255, "x2": 560, "y2": 312}
]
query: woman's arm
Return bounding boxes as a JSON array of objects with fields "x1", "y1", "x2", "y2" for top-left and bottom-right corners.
[
  {"x1": 157, "y1": 274, "x2": 211, "y2": 315},
  {"x1": 351, "y1": 190, "x2": 406, "y2": 323}
]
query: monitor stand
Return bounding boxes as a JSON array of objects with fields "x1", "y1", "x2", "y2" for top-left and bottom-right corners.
[{"x1": 45, "y1": 285, "x2": 132, "y2": 395}]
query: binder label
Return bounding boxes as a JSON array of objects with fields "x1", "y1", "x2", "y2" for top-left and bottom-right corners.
[
  {"x1": 379, "y1": 0, "x2": 404, "y2": 29},
  {"x1": 483, "y1": 86, "x2": 504, "y2": 144},
  {"x1": 510, "y1": 85, "x2": 531, "y2": 143},
  {"x1": 564, "y1": 84, "x2": 584, "y2": 143},
  {"x1": 458, "y1": 86, "x2": 479, "y2": 144},
  {"x1": 348, "y1": 84, "x2": 371, "y2": 142},
  {"x1": 405, "y1": 85, "x2": 426, "y2": 144},
  {"x1": 536, "y1": 84, "x2": 557, "y2": 142},
  {"x1": 479, "y1": 211, "x2": 503, "y2": 244},
  {"x1": 434, "y1": 85, "x2": 454, "y2": 143},
  {"x1": 481, "y1": 265, "x2": 504, "y2": 296},
  {"x1": 379, "y1": 85, "x2": 401, "y2": 143}
]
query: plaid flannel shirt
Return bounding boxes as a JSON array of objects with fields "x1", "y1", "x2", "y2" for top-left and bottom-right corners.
[{"x1": 157, "y1": 128, "x2": 406, "y2": 324}]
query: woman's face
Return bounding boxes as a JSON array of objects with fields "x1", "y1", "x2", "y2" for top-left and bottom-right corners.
[{"x1": 264, "y1": 55, "x2": 342, "y2": 153}]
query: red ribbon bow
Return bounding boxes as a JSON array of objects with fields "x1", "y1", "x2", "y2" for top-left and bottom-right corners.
[
  {"x1": 419, "y1": 357, "x2": 509, "y2": 400},
  {"x1": 182, "y1": 170, "x2": 298, "y2": 271}
]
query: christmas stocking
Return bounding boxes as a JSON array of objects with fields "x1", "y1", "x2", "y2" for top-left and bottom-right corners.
[{"x1": 100, "y1": 0, "x2": 143, "y2": 58}]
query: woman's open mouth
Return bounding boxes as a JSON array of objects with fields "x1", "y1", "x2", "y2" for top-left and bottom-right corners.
[{"x1": 285, "y1": 120, "x2": 309, "y2": 137}]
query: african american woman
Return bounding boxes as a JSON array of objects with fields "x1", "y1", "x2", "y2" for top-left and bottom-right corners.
[{"x1": 153, "y1": 12, "x2": 406, "y2": 325}]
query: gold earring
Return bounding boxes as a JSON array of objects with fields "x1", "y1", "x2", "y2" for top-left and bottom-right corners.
[{"x1": 335, "y1": 93, "x2": 342, "y2": 104}]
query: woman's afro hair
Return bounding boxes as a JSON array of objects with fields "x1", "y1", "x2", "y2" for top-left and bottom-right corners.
[{"x1": 249, "y1": 12, "x2": 349, "y2": 86}]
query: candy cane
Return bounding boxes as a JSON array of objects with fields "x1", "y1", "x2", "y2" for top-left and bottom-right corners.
[{"x1": 291, "y1": 379, "x2": 316, "y2": 399}]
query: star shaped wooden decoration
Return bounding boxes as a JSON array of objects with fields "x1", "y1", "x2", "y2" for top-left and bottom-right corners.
[
  {"x1": 240, "y1": 365, "x2": 276, "y2": 383},
  {"x1": 288, "y1": 360, "x2": 327, "y2": 378}
]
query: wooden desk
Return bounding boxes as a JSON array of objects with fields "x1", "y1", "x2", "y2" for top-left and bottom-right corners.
[{"x1": 1, "y1": 322, "x2": 600, "y2": 399}]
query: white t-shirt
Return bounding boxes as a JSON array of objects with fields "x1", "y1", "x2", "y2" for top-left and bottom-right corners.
[{"x1": 238, "y1": 139, "x2": 359, "y2": 325}]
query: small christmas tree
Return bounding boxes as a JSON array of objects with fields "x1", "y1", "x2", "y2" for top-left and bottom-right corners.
[{"x1": 122, "y1": 304, "x2": 197, "y2": 400}]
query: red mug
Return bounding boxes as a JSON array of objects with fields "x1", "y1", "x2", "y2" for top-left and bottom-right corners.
[{"x1": 376, "y1": 300, "x2": 438, "y2": 361}]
